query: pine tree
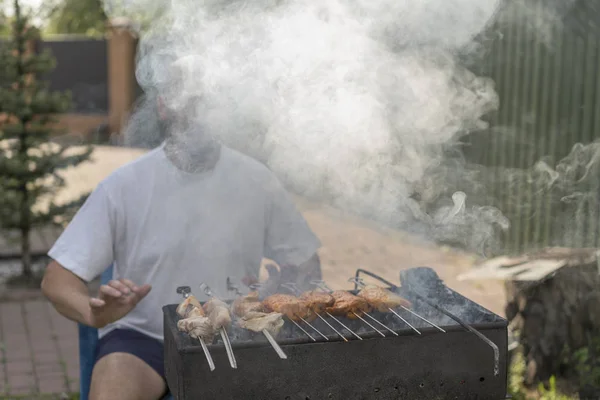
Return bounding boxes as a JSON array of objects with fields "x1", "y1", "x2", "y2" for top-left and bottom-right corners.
[{"x1": 0, "y1": 0, "x2": 93, "y2": 281}]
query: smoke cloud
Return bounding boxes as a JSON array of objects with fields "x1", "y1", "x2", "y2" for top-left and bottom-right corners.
[
  {"x1": 107, "y1": 0, "x2": 522, "y2": 255},
  {"x1": 505, "y1": 141, "x2": 600, "y2": 249}
]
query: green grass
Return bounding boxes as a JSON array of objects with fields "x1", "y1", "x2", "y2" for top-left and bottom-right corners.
[{"x1": 509, "y1": 350, "x2": 577, "y2": 400}]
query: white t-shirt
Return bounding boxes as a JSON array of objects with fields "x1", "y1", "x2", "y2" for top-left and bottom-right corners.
[{"x1": 48, "y1": 144, "x2": 321, "y2": 341}]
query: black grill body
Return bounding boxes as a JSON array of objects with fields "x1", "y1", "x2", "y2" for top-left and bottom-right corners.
[{"x1": 163, "y1": 267, "x2": 508, "y2": 400}]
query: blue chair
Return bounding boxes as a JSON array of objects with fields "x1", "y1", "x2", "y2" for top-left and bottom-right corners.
[{"x1": 78, "y1": 265, "x2": 173, "y2": 400}]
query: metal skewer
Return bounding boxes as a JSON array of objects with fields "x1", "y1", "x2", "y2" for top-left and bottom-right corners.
[
  {"x1": 262, "y1": 330, "x2": 288, "y2": 359},
  {"x1": 387, "y1": 308, "x2": 421, "y2": 335},
  {"x1": 226, "y1": 277, "x2": 243, "y2": 296},
  {"x1": 295, "y1": 314, "x2": 329, "y2": 341},
  {"x1": 350, "y1": 311, "x2": 386, "y2": 337},
  {"x1": 348, "y1": 277, "x2": 429, "y2": 335},
  {"x1": 279, "y1": 279, "x2": 362, "y2": 340},
  {"x1": 289, "y1": 318, "x2": 316, "y2": 341},
  {"x1": 362, "y1": 312, "x2": 399, "y2": 336},
  {"x1": 316, "y1": 314, "x2": 348, "y2": 342},
  {"x1": 311, "y1": 280, "x2": 391, "y2": 338},
  {"x1": 198, "y1": 338, "x2": 216, "y2": 371},
  {"x1": 353, "y1": 269, "x2": 446, "y2": 333},
  {"x1": 285, "y1": 278, "x2": 360, "y2": 341},
  {"x1": 227, "y1": 279, "x2": 288, "y2": 359},
  {"x1": 176, "y1": 286, "x2": 216, "y2": 371},
  {"x1": 247, "y1": 282, "x2": 317, "y2": 343},
  {"x1": 324, "y1": 312, "x2": 362, "y2": 340},
  {"x1": 280, "y1": 283, "x2": 342, "y2": 341},
  {"x1": 219, "y1": 327, "x2": 237, "y2": 368},
  {"x1": 399, "y1": 306, "x2": 446, "y2": 333},
  {"x1": 199, "y1": 283, "x2": 238, "y2": 369}
]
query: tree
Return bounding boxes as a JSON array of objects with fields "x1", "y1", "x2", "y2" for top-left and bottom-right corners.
[
  {"x1": 42, "y1": 0, "x2": 165, "y2": 36},
  {"x1": 43, "y1": 0, "x2": 108, "y2": 36},
  {"x1": 0, "y1": 0, "x2": 93, "y2": 281},
  {"x1": 0, "y1": 0, "x2": 10, "y2": 36}
]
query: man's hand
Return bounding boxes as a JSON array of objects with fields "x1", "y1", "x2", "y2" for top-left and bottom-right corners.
[
  {"x1": 255, "y1": 264, "x2": 281, "y2": 299},
  {"x1": 255, "y1": 254, "x2": 322, "y2": 299},
  {"x1": 282, "y1": 253, "x2": 322, "y2": 293},
  {"x1": 88, "y1": 279, "x2": 152, "y2": 328}
]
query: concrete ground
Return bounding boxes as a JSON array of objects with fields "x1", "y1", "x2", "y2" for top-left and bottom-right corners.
[
  {"x1": 0, "y1": 300, "x2": 79, "y2": 396},
  {"x1": 0, "y1": 145, "x2": 507, "y2": 397}
]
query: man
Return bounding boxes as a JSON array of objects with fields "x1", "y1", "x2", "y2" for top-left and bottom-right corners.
[{"x1": 41, "y1": 88, "x2": 322, "y2": 400}]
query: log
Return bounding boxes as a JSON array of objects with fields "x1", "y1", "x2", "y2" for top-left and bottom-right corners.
[{"x1": 505, "y1": 249, "x2": 600, "y2": 386}]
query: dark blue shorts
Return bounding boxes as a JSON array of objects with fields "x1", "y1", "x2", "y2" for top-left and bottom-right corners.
[{"x1": 95, "y1": 328, "x2": 166, "y2": 384}]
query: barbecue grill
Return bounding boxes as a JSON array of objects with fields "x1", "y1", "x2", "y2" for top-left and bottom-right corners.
[{"x1": 163, "y1": 267, "x2": 508, "y2": 399}]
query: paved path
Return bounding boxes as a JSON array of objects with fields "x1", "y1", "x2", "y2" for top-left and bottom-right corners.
[{"x1": 0, "y1": 300, "x2": 78, "y2": 397}]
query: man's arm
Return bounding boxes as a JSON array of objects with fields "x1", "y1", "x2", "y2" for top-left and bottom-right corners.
[
  {"x1": 41, "y1": 181, "x2": 137, "y2": 328},
  {"x1": 262, "y1": 172, "x2": 323, "y2": 293},
  {"x1": 279, "y1": 253, "x2": 322, "y2": 290},
  {"x1": 257, "y1": 253, "x2": 321, "y2": 298},
  {"x1": 42, "y1": 260, "x2": 152, "y2": 329},
  {"x1": 41, "y1": 260, "x2": 93, "y2": 326}
]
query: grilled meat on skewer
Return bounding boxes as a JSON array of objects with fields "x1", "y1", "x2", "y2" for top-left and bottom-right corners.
[
  {"x1": 197, "y1": 285, "x2": 238, "y2": 369},
  {"x1": 176, "y1": 296, "x2": 215, "y2": 341},
  {"x1": 177, "y1": 316, "x2": 215, "y2": 341},
  {"x1": 325, "y1": 290, "x2": 372, "y2": 319},
  {"x1": 263, "y1": 294, "x2": 315, "y2": 322},
  {"x1": 176, "y1": 295, "x2": 205, "y2": 318},
  {"x1": 229, "y1": 292, "x2": 288, "y2": 358},
  {"x1": 203, "y1": 298, "x2": 233, "y2": 329},
  {"x1": 236, "y1": 311, "x2": 285, "y2": 336},
  {"x1": 231, "y1": 291, "x2": 265, "y2": 316},
  {"x1": 298, "y1": 291, "x2": 334, "y2": 313},
  {"x1": 357, "y1": 285, "x2": 412, "y2": 312},
  {"x1": 174, "y1": 287, "x2": 218, "y2": 370},
  {"x1": 176, "y1": 296, "x2": 233, "y2": 340},
  {"x1": 231, "y1": 292, "x2": 284, "y2": 336}
]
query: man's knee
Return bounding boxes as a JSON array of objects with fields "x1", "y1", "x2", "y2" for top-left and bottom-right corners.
[{"x1": 90, "y1": 352, "x2": 166, "y2": 400}]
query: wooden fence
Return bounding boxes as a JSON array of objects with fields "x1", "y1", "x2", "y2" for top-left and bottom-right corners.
[{"x1": 468, "y1": 0, "x2": 600, "y2": 254}]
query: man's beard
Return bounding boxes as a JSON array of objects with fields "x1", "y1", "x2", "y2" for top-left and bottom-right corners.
[{"x1": 160, "y1": 116, "x2": 221, "y2": 173}]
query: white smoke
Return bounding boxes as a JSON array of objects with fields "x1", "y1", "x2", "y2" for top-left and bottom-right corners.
[
  {"x1": 518, "y1": 141, "x2": 600, "y2": 249},
  {"x1": 109, "y1": 0, "x2": 516, "y2": 255}
]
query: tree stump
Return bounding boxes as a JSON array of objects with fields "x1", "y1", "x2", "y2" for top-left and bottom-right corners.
[{"x1": 504, "y1": 248, "x2": 600, "y2": 387}]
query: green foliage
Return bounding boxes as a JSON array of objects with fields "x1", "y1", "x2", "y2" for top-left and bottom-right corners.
[
  {"x1": 0, "y1": 0, "x2": 9, "y2": 36},
  {"x1": 43, "y1": 0, "x2": 107, "y2": 36},
  {"x1": 41, "y1": 0, "x2": 165, "y2": 36},
  {"x1": 537, "y1": 376, "x2": 574, "y2": 400},
  {"x1": 0, "y1": 0, "x2": 93, "y2": 276},
  {"x1": 509, "y1": 349, "x2": 577, "y2": 400},
  {"x1": 573, "y1": 337, "x2": 600, "y2": 390},
  {"x1": 509, "y1": 350, "x2": 530, "y2": 400}
]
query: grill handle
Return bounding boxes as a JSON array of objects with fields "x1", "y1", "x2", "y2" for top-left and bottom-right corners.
[
  {"x1": 354, "y1": 267, "x2": 445, "y2": 294},
  {"x1": 412, "y1": 291, "x2": 500, "y2": 376},
  {"x1": 354, "y1": 267, "x2": 500, "y2": 376},
  {"x1": 353, "y1": 268, "x2": 397, "y2": 290},
  {"x1": 399, "y1": 267, "x2": 445, "y2": 295}
]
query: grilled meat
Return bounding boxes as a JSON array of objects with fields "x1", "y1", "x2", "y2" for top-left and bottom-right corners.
[
  {"x1": 298, "y1": 291, "x2": 334, "y2": 313},
  {"x1": 325, "y1": 290, "x2": 372, "y2": 319},
  {"x1": 177, "y1": 316, "x2": 215, "y2": 341},
  {"x1": 236, "y1": 311, "x2": 285, "y2": 336},
  {"x1": 231, "y1": 291, "x2": 265, "y2": 317},
  {"x1": 263, "y1": 293, "x2": 315, "y2": 322},
  {"x1": 357, "y1": 285, "x2": 412, "y2": 312},
  {"x1": 176, "y1": 295, "x2": 205, "y2": 318},
  {"x1": 203, "y1": 298, "x2": 232, "y2": 329},
  {"x1": 232, "y1": 292, "x2": 285, "y2": 335},
  {"x1": 176, "y1": 296, "x2": 215, "y2": 340}
]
